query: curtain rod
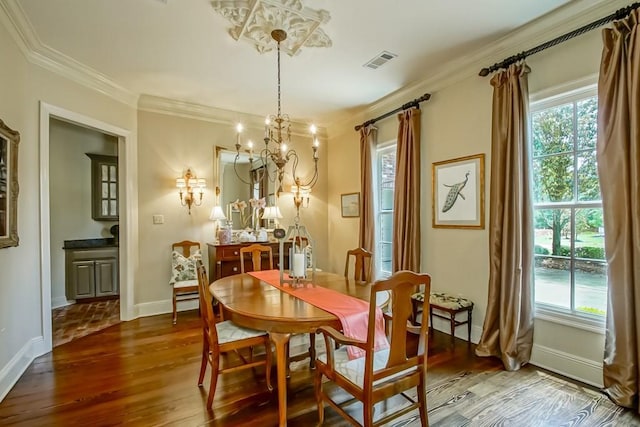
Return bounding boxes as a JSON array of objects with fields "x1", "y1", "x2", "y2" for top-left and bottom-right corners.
[
  {"x1": 354, "y1": 93, "x2": 431, "y2": 131},
  {"x1": 479, "y1": 2, "x2": 640, "y2": 77}
]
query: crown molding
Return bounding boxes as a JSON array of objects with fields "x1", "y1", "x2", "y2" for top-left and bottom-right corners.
[
  {"x1": 138, "y1": 94, "x2": 326, "y2": 138},
  {"x1": 0, "y1": 0, "x2": 138, "y2": 107}
]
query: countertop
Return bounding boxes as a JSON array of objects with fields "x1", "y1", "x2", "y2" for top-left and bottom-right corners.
[{"x1": 63, "y1": 238, "x2": 118, "y2": 249}]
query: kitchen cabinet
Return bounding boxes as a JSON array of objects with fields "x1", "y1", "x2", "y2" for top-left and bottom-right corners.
[
  {"x1": 64, "y1": 243, "x2": 119, "y2": 300},
  {"x1": 86, "y1": 153, "x2": 118, "y2": 221}
]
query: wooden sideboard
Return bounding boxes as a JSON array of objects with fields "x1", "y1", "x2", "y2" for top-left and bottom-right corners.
[{"x1": 207, "y1": 241, "x2": 291, "y2": 281}]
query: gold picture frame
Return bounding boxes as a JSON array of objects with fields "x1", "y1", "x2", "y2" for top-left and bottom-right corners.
[
  {"x1": 341, "y1": 192, "x2": 360, "y2": 218},
  {"x1": 432, "y1": 153, "x2": 485, "y2": 229},
  {"x1": 0, "y1": 119, "x2": 20, "y2": 248}
]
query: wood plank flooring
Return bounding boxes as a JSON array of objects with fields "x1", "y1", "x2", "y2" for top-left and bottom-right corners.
[{"x1": 0, "y1": 310, "x2": 632, "y2": 426}]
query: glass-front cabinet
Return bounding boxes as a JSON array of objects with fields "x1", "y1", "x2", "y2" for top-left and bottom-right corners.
[{"x1": 86, "y1": 153, "x2": 118, "y2": 221}]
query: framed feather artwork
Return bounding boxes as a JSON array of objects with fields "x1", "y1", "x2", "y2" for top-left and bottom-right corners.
[{"x1": 432, "y1": 153, "x2": 485, "y2": 229}]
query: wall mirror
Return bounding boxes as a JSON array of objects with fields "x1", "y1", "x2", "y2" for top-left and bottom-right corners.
[
  {"x1": 215, "y1": 147, "x2": 276, "y2": 230},
  {"x1": 0, "y1": 119, "x2": 20, "y2": 249}
]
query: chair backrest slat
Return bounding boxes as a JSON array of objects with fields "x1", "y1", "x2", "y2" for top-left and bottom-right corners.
[
  {"x1": 240, "y1": 244, "x2": 273, "y2": 273},
  {"x1": 368, "y1": 270, "x2": 430, "y2": 369},
  {"x1": 173, "y1": 240, "x2": 200, "y2": 258},
  {"x1": 344, "y1": 247, "x2": 373, "y2": 283},
  {"x1": 196, "y1": 260, "x2": 219, "y2": 349}
]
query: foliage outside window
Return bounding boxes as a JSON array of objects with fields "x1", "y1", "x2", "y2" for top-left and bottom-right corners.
[
  {"x1": 376, "y1": 144, "x2": 395, "y2": 278},
  {"x1": 531, "y1": 89, "x2": 607, "y2": 319}
]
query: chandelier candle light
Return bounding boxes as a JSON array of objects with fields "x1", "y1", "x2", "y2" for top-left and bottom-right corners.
[{"x1": 234, "y1": 29, "x2": 319, "y2": 200}]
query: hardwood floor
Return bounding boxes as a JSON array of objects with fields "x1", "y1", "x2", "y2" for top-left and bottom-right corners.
[{"x1": 0, "y1": 310, "x2": 633, "y2": 426}]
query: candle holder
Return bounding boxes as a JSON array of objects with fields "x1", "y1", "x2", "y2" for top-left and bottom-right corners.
[{"x1": 277, "y1": 221, "x2": 315, "y2": 286}]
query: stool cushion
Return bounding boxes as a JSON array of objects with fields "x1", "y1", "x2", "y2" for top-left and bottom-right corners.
[{"x1": 411, "y1": 291, "x2": 473, "y2": 310}]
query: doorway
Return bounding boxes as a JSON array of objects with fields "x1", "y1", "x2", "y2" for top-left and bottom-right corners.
[{"x1": 39, "y1": 102, "x2": 135, "y2": 354}]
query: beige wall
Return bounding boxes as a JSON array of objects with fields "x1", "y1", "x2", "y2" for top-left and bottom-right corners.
[
  {"x1": 326, "y1": 30, "x2": 605, "y2": 386},
  {"x1": 135, "y1": 110, "x2": 328, "y2": 313},
  {"x1": 0, "y1": 20, "x2": 137, "y2": 395},
  {"x1": 49, "y1": 119, "x2": 118, "y2": 308}
]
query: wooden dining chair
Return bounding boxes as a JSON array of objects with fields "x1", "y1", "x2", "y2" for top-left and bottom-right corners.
[
  {"x1": 344, "y1": 247, "x2": 373, "y2": 283},
  {"x1": 240, "y1": 243, "x2": 273, "y2": 273},
  {"x1": 196, "y1": 260, "x2": 273, "y2": 409},
  {"x1": 314, "y1": 270, "x2": 431, "y2": 427},
  {"x1": 170, "y1": 240, "x2": 201, "y2": 324}
]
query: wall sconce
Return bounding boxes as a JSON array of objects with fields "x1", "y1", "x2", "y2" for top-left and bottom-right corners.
[
  {"x1": 291, "y1": 178, "x2": 311, "y2": 210},
  {"x1": 176, "y1": 168, "x2": 205, "y2": 214}
]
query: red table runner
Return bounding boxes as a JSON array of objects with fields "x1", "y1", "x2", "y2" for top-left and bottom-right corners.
[{"x1": 248, "y1": 270, "x2": 389, "y2": 359}]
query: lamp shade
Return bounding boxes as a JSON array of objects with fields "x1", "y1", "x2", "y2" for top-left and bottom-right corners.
[
  {"x1": 209, "y1": 205, "x2": 227, "y2": 221},
  {"x1": 262, "y1": 206, "x2": 283, "y2": 220}
]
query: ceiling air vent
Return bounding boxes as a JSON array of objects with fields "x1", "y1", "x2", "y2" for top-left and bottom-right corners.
[{"x1": 363, "y1": 51, "x2": 398, "y2": 70}]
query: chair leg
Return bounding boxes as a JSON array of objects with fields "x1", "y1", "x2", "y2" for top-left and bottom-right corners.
[
  {"x1": 206, "y1": 356, "x2": 220, "y2": 409},
  {"x1": 417, "y1": 375, "x2": 428, "y2": 426},
  {"x1": 314, "y1": 369, "x2": 324, "y2": 425},
  {"x1": 172, "y1": 291, "x2": 178, "y2": 324},
  {"x1": 308, "y1": 333, "x2": 316, "y2": 369},
  {"x1": 467, "y1": 309, "x2": 473, "y2": 344},
  {"x1": 449, "y1": 313, "x2": 455, "y2": 348},
  {"x1": 198, "y1": 332, "x2": 209, "y2": 386},
  {"x1": 265, "y1": 336, "x2": 273, "y2": 392},
  {"x1": 363, "y1": 399, "x2": 374, "y2": 426}
]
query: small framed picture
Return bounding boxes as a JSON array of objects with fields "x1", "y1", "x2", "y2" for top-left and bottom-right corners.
[
  {"x1": 341, "y1": 192, "x2": 360, "y2": 218},
  {"x1": 432, "y1": 153, "x2": 485, "y2": 229}
]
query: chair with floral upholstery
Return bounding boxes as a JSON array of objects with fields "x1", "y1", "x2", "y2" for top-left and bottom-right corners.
[{"x1": 170, "y1": 240, "x2": 201, "y2": 324}]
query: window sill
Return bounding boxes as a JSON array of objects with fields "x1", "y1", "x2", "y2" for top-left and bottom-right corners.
[{"x1": 535, "y1": 305, "x2": 605, "y2": 335}]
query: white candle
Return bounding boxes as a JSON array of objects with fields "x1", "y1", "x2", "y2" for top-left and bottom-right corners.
[{"x1": 292, "y1": 253, "x2": 306, "y2": 278}]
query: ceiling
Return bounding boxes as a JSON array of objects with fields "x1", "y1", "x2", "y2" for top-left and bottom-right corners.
[{"x1": 3, "y1": 0, "x2": 612, "y2": 126}]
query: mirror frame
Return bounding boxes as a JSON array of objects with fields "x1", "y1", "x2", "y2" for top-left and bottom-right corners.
[{"x1": 0, "y1": 119, "x2": 20, "y2": 248}]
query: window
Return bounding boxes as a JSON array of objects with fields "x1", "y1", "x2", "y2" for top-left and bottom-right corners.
[
  {"x1": 531, "y1": 87, "x2": 607, "y2": 320},
  {"x1": 375, "y1": 144, "x2": 396, "y2": 278}
]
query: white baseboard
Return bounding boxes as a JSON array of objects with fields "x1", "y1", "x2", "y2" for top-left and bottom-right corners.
[
  {"x1": 530, "y1": 343, "x2": 603, "y2": 388},
  {"x1": 0, "y1": 336, "x2": 44, "y2": 402},
  {"x1": 136, "y1": 299, "x2": 199, "y2": 318},
  {"x1": 51, "y1": 296, "x2": 72, "y2": 309}
]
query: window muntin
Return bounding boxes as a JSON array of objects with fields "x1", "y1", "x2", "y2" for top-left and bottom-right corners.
[{"x1": 531, "y1": 92, "x2": 606, "y2": 319}]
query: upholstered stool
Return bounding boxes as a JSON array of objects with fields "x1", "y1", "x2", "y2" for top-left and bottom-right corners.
[{"x1": 411, "y1": 291, "x2": 473, "y2": 347}]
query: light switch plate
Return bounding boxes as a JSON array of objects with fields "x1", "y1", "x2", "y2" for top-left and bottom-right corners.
[{"x1": 153, "y1": 214, "x2": 164, "y2": 224}]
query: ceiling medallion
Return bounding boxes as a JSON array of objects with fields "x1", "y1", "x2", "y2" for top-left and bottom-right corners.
[{"x1": 210, "y1": 0, "x2": 332, "y2": 55}]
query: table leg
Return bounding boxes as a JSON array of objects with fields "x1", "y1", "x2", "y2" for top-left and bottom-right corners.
[{"x1": 270, "y1": 332, "x2": 291, "y2": 427}]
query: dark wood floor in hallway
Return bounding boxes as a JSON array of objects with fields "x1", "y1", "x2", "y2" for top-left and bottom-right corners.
[{"x1": 1, "y1": 310, "x2": 638, "y2": 426}]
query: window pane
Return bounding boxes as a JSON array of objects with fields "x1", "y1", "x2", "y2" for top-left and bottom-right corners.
[
  {"x1": 534, "y1": 261, "x2": 571, "y2": 309},
  {"x1": 379, "y1": 150, "x2": 395, "y2": 211},
  {"x1": 109, "y1": 183, "x2": 117, "y2": 199},
  {"x1": 577, "y1": 151, "x2": 601, "y2": 201},
  {"x1": 379, "y1": 242, "x2": 392, "y2": 275},
  {"x1": 532, "y1": 154, "x2": 574, "y2": 203},
  {"x1": 534, "y1": 208, "x2": 571, "y2": 256},
  {"x1": 575, "y1": 264, "x2": 607, "y2": 316},
  {"x1": 101, "y1": 164, "x2": 108, "y2": 181},
  {"x1": 532, "y1": 103, "x2": 574, "y2": 156},
  {"x1": 575, "y1": 208, "x2": 605, "y2": 260},
  {"x1": 380, "y1": 212, "x2": 393, "y2": 242},
  {"x1": 101, "y1": 182, "x2": 109, "y2": 198},
  {"x1": 577, "y1": 97, "x2": 598, "y2": 150}
]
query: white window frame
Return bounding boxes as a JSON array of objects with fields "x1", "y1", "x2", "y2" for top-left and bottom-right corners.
[
  {"x1": 530, "y1": 79, "x2": 606, "y2": 333},
  {"x1": 373, "y1": 141, "x2": 396, "y2": 280}
]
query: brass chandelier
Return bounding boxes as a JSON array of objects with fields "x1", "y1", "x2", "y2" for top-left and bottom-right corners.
[{"x1": 234, "y1": 29, "x2": 319, "y2": 210}]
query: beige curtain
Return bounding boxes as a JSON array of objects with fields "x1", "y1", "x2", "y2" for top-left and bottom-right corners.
[
  {"x1": 475, "y1": 63, "x2": 534, "y2": 370},
  {"x1": 599, "y1": 8, "x2": 640, "y2": 411},
  {"x1": 392, "y1": 108, "x2": 421, "y2": 272},
  {"x1": 359, "y1": 125, "x2": 377, "y2": 253}
]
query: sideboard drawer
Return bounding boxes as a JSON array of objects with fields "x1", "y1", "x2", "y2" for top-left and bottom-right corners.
[
  {"x1": 220, "y1": 247, "x2": 242, "y2": 260},
  {"x1": 208, "y1": 241, "x2": 291, "y2": 281}
]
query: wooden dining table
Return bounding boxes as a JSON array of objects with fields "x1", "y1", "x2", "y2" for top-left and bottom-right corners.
[{"x1": 209, "y1": 271, "x2": 377, "y2": 427}]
